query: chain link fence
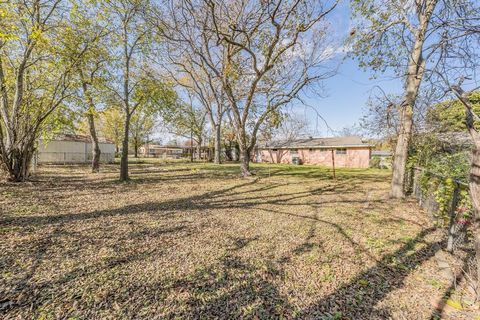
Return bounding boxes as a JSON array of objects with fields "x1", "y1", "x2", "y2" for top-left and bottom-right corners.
[
  {"x1": 409, "y1": 167, "x2": 472, "y2": 252},
  {"x1": 35, "y1": 152, "x2": 115, "y2": 164}
]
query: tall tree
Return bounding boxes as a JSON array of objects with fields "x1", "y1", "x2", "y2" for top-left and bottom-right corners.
[
  {"x1": 0, "y1": 0, "x2": 86, "y2": 181},
  {"x1": 158, "y1": 13, "x2": 228, "y2": 164},
  {"x1": 163, "y1": 56, "x2": 227, "y2": 164},
  {"x1": 350, "y1": 0, "x2": 438, "y2": 198},
  {"x1": 162, "y1": 0, "x2": 338, "y2": 176},
  {"x1": 66, "y1": 0, "x2": 109, "y2": 172},
  {"x1": 350, "y1": 0, "x2": 477, "y2": 198},
  {"x1": 102, "y1": 0, "x2": 150, "y2": 181}
]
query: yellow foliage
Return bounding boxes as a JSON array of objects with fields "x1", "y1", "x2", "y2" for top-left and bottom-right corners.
[{"x1": 446, "y1": 299, "x2": 462, "y2": 310}]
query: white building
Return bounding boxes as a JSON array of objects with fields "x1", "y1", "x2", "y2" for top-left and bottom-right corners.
[{"x1": 37, "y1": 134, "x2": 115, "y2": 164}]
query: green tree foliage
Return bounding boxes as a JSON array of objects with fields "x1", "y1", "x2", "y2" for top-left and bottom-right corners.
[
  {"x1": 0, "y1": 0, "x2": 88, "y2": 181},
  {"x1": 130, "y1": 108, "x2": 155, "y2": 157},
  {"x1": 427, "y1": 92, "x2": 480, "y2": 133},
  {"x1": 162, "y1": 100, "x2": 207, "y2": 154},
  {"x1": 99, "y1": 107, "x2": 124, "y2": 154}
]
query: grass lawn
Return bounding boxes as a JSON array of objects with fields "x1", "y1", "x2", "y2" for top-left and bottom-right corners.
[{"x1": 0, "y1": 161, "x2": 474, "y2": 319}]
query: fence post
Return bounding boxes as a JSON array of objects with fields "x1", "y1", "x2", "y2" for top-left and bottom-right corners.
[{"x1": 447, "y1": 185, "x2": 460, "y2": 253}]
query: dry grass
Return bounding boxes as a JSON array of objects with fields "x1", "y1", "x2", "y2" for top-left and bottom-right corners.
[{"x1": 0, "y1": 161, "x2": 476, "y2": 319}]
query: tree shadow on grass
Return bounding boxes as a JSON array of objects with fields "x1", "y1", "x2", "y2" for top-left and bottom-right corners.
[
  {"x1": 1, "y1": 178, "x2": 369, "y2": 227},
  {"x1": 0, "y1": 222, "x2": 191, "y2": 316},
  {"x1": 131, "y1": 226, "x2": 441, "y2": 319},
  {"x1": 429, "y1": 248, "x2": 475, "y2": 319},
  {"x1": 161, "y1": 254, "x2": 294, "y2": 319},
  {"x1": 295, "y1": 227, "x2": 443, "y2": 319},
  {"x1": 1, "y1": 187, "x2": 443, "y2": 319}
]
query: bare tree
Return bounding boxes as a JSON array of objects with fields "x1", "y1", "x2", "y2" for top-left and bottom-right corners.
[
  {"x1": 259, "y1": 113, "x2": 309, "y2": 163},
  {"x1": 161, "y1": 0, "x2": 338, "y2": 176},
  {"x1": 159, "y1": 33, "x2": 228, "y2": 164},
  {"x1": 66, "y1": 0, "x2": 110, "y2": 172},
  {"x1": 425, "y1": 0, "x2": 480, "y2": 299}
]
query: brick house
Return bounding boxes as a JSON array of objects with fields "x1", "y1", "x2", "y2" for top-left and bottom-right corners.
[{"x1": 256, "y1": 136, "x2": 373, "y2": 168}]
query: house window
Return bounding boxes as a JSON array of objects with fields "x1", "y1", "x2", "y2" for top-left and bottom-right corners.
[
  {"x1": 336, "y1": 148, "x2": 347, "y2": 155},
  {"x1": 272, "y1": 148, "x2": 278, "y2": 152},
  {"x1": 309, "y1": 148, "x2": 314, "y2": 152}
]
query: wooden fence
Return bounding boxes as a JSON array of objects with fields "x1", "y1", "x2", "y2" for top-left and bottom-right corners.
[{"x1": 408, "y1": 167, "x2": 472, "y2": 252}]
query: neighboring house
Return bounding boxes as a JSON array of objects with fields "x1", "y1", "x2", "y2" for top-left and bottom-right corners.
[
  {"x1": 256, "y1": 136, "x2": 373, "y2": 168},
  {"x1": 138, "y1": 144, "x2": 186, "y2": 159},
  {"x1": 37, "y1": 134, "x2": 115, "y2": 164}
]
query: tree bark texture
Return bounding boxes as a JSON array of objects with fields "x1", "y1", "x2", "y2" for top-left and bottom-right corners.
[
  {"x1": 120, "y1": 112, "x2": 130, "y2": 181},
  {"x1": 390, "y1": 0, "x2": 436, "y2": 197},
  {"x1": 239, "y1": 147, "x2": 251, "y2": 177},
  {"x1": 87, "y1": 112, "x2": 101, "y2": 173},
  {"x1": 3, "y1": 142, "x2": 35, "y2": 182},
  {"x1": 214, "y1": 124, "x2": 221, "y2": 164},
  {"x1": 196, "y1": 138, "x2": 202, "y2": 161},
  {"x1": 470, "y1": 146, "x2": 480, "y2": 301}
]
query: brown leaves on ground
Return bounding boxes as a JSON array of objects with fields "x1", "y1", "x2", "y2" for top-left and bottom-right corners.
[{"x1": 0, "y1": 161, "x2": 478, "y2": 319}]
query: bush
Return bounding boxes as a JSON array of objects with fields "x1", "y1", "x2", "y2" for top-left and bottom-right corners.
[{"x1": 370, "y1": 156, "x2": 391, "y2": 169}]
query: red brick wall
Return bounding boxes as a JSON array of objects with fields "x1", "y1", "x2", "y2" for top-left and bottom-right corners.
[{"x1": 259, "y1": 147, "x2": 371, "y2": 168}]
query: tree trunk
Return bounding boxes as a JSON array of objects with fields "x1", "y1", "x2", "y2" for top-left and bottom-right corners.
[
  {"x1": 3, "y1": 143, "x2": 35, "y2": 182},
  {"x1": 80, "y1": 74, "x2": 101, "y2": 173},
  {"x1": 234, "y1": 142, "x2": 240, "y2": 161},
  {"x1": 134, "y1": 140, "x2": 138, "y2": 158},
  {"x1": 239, "y1": 147, "x2": 251, "y2": 177},
  {"x1": 470, "y1": 143, "x2": 480, "y2": 301},
  {"x1": 389, "y1": 0, "x2": 435, "y2": 198},
  {"x1": 450, "y1": 85, "x2": 480, "y2": 300},
  {"x1": 87, "y1": 112, "x2": 101, "y2": 173},
  {"x1": 224, "y1": 141, "x2": 233, "y2": 161},
  {"x1": 214, "y1": 124, "x2": 221, "y2": 164},
  {"x1": 120, "y1": 113, "x2": 130, "y2": 181},
  {"x1": 196, "y1": 139, "x2": 202, "y2": 161},
  {"x1": 390, "y1": 104, "x2": 413, "y2": 198}
]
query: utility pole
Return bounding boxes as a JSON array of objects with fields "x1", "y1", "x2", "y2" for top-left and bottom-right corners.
[{"x1": 331, "y1": 149, "x2": 336, "y2": 179}]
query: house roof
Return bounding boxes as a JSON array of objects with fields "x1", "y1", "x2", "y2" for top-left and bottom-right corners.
[
  {"x1": 260, "y1": 136, "x2": 373, "y2": 149},
  {"x1": 41, "y1": 134, "x2": 115, "y2": 144}
]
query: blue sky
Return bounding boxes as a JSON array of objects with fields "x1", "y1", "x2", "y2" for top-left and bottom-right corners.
[
  {"x1": 290, "y1": 0, "x2": 405, "y2": 136},
  {"x1": 295, "y1": 58, "x2": 404, "y2": 135}
]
